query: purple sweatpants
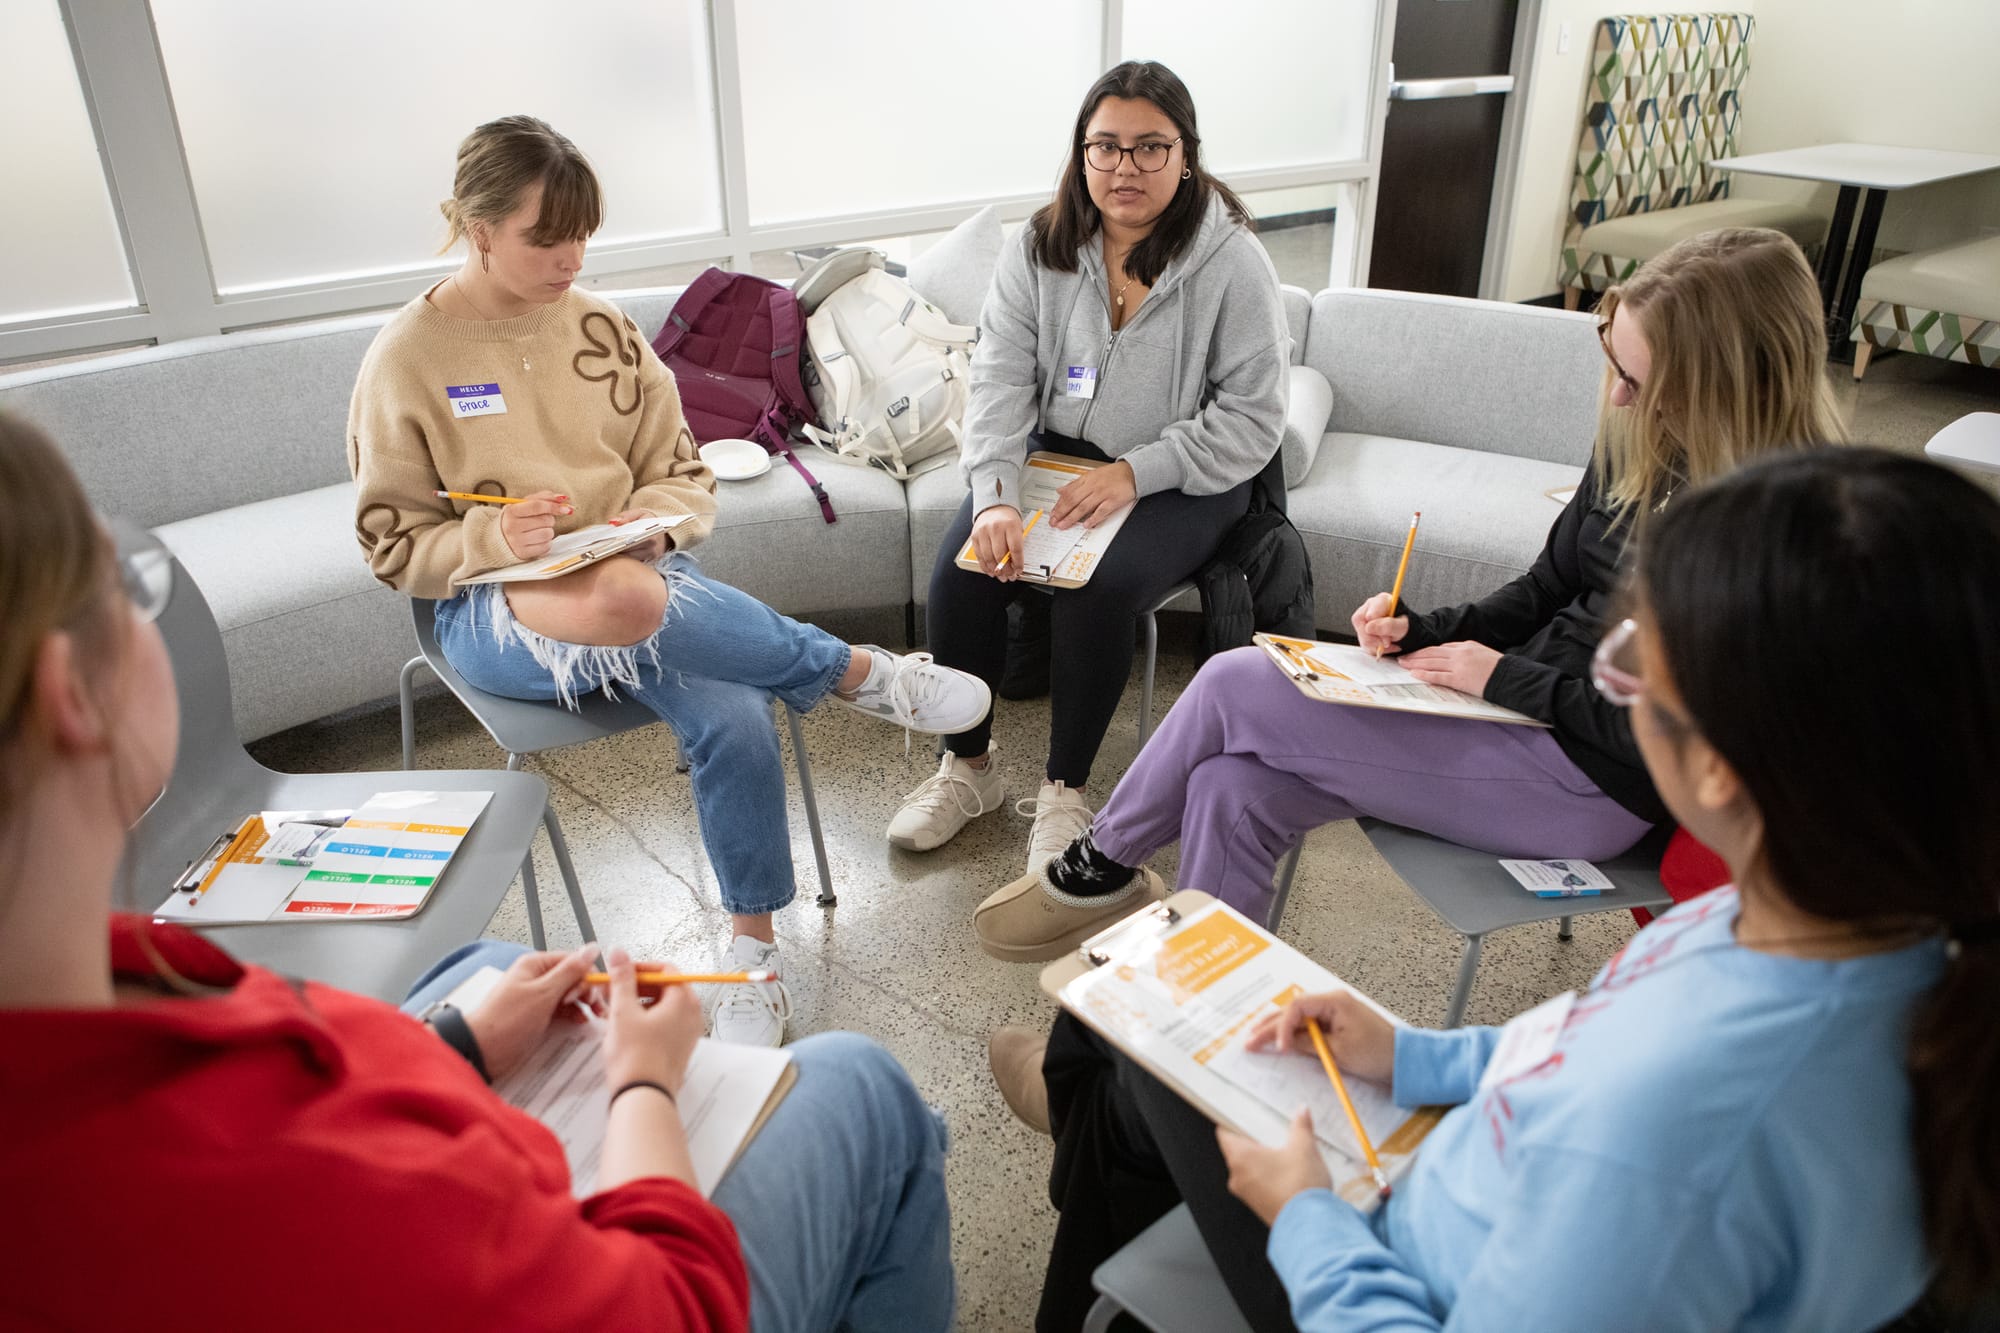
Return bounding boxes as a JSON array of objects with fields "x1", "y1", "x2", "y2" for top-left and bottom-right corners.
[{"x1": 1091, "y1": 647, "x2": 1654, "y2": 920}]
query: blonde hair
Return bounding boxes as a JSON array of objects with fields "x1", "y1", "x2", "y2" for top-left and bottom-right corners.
[
  {"x1": 1593, "y1": 228, "x2": 1844, "y2": 522},
  {"x1": 0, "y1": 414, "x2": 120, "y2": 803},
  {"x1": 438, "y1": 115, "x2": 603, "y2": 254}
]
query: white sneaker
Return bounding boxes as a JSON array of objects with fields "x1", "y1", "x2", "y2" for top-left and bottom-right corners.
[
  {"x1": 834, "y1": 647, "x2": 991, "y2": 736},
  {"x1": 888, "y1": 750, "x2": 1006, "y2": 851},
  {"x1": 1019, "y1": 780, "x2": 1094, "y2": 877},
  {"x1": 708, "y1": 936, "x2": 792, "y2": 1048}
]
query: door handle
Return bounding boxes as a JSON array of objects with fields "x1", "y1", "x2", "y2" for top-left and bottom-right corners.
[{"x1": 1388, "y1": 75, "x2": 1515, "y2": 101}]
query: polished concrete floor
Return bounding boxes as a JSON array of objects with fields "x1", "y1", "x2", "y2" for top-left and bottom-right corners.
[{"x1": 248, "y1": 352, "x2": 1996, "y2": 1331}]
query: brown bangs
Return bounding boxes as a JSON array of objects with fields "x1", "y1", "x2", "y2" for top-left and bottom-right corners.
[{"x1": 525, "y1": 158, "x2": 602, "y2": 244}]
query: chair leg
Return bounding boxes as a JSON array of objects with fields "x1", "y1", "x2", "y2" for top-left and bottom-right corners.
[
  {"x1": 1081, "y1": 1295, "x2": 1122, "y2": 1333},
  {"x1": 398, "y1": 656, "x2": 429, "y2": 771},
  {"x1": 1445, "y1": 933, "x2": 1484, "y2": 1028},
  {"x1": 542, "y1": 805, "x2": 597, "y2": 944},
  {"x1": 1557, "y1": 914, "x2": 1574, "y2": 941},
  {"x1": 1137, "y1": 611, "x2": 1160, "y2": 747},
  {"x1": 504, "y1": 751, "x2": 549, "y2": 948},
  {"x1": 785, "y1": 707, "x2": 837, "y2": 907},
  {"x1": 674, "y1": 733, "x2": 690, "y2": 775},
  {"x1": 519, "y1": 848, "x2": 548, "y2": 951},
  {"x1": 1852, "y1": 340, "x2": 1873, "y2": 381},
  {"x1": 1268, "y1": 840, "x2": 1304, "y2": 931}
]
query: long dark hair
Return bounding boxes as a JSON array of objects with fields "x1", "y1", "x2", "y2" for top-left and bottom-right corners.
[
  {"x1": 1640, "y1": 446, "x2": 2000, "y2": 1309},
  {"x1": 1029, "y1": 61, "x2": 1250, "y2": 286}
]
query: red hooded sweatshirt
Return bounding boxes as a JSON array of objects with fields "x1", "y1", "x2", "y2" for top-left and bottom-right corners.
[{"x1": 0, "y1": 916, "x2": 749, "y2": 1332}]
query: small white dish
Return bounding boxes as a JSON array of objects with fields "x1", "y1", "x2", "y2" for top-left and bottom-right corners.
[{"x1": 699, "y1": 438, "x2": 772, "y2": 481}]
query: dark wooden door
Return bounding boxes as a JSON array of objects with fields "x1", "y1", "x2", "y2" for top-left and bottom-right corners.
[{"x1": 1368, "y1": 0, "x2": 1520, "y2": 297}]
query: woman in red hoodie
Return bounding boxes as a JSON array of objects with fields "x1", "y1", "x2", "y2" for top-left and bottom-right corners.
[{"x1": 0, "y1": 410, "x2": 954, "y2": 1331}]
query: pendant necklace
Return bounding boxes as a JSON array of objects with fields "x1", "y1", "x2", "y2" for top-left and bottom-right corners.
[{"x1": 454, "y1": 273, "x2": 532, "y2": 371}]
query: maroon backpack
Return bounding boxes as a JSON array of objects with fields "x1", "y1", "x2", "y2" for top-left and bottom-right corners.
[{"x1": 651, "y1": 269, "x2": 834, "y2": 523}]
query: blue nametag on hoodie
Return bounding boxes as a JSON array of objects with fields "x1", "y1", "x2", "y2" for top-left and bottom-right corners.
[{"x1": 1064, "y1": 366, "x2": 1097, "y2": 399}]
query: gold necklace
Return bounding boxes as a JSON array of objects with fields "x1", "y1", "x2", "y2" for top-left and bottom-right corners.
[{"x1": 453, "y1": 274, "x2": 532, "y2": 372}]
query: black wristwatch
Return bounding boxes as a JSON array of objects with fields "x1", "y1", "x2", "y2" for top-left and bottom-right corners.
[{"x1": 422, "y1": 1000, "x2": 491, "y2": 1083}]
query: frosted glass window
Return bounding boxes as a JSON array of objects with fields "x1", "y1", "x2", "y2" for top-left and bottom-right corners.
[
  {"x1": 738, "y1": 1, "x2": 1103, "y2": 224},
  {"x1": 152, "y1": 1, "x2": 721, "y2": 294},
  {"x1": 0, "y1": 1, "x2": 134, "y2": 322},
  {"x1": 1122, "y1": 1, "x2": 1377, "y2": 171}
]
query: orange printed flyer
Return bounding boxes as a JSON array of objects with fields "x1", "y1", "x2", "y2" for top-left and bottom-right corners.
[
  {"x1": 1052, "y1": 893, "x2": 1439, "y2": 1210},
  {"x1": 153, "y1": 790, "x2": 492, "y2": 925}
]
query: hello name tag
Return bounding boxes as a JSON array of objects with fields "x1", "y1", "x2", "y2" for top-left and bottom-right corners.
[
  {"x1": 1064, "y1": 365, "x2": 1098, "y2": 399},
  {"x1": 1477, "y1": 989, "x2": 1576, "y2": 1092},
  {"x1": 446, "y1": 383, "x2": 508, "y2": 418}
]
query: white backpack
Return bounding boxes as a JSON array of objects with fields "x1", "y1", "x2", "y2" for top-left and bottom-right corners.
[{"x1": 794, "y1": 248, "x2": 978, "y2": 479}]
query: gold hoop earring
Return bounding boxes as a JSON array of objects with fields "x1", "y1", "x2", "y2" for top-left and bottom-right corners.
[{"x1": 1181, "y1": 167, "x2": 1191, "y2": 180}]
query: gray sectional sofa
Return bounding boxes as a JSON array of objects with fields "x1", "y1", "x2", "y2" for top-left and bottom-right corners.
[{"x1": 0, "y1": 283, "x2": 1601, "y2": 743}]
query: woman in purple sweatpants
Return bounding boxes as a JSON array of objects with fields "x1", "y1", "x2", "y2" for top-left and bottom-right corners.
[{"x1": 971, "y1": 226, "x2": 1848, "y2": 961}]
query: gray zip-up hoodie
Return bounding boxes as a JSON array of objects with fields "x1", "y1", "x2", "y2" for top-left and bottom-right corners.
[{"x1": 961, "y1": 192, "x2": 1289, "y2": 514}]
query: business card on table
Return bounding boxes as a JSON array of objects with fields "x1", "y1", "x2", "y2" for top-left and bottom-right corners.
[{"x1": 1499, "y1": 858, "x2": 1613, "y2": 898}]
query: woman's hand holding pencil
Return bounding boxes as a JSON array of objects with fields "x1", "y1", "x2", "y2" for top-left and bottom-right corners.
[
  {"x1": 1351, "y1": 593, "x2": 1410, "y2": 659},
  {"x1": 498, "y1": 490, "x2": 574, "y2": 561},
  {"x1": 1246, "y1": 989, "x2": 1395, "y2": 1085}
]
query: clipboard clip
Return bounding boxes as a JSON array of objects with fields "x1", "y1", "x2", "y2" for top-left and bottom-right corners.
[{"x1": 1082, "y1": 901, "x2": 1181, "y2": 966}]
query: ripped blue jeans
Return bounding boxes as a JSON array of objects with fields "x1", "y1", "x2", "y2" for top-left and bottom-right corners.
[{"x1": 434, "y1": 553, "x2": 852, "y2": 916}]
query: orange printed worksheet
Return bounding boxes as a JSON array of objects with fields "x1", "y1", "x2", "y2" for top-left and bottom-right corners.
[
  {"x1": 1254, "y1": 633, "x2": 1549, "y2": 727},
  {"x1": 1045, "y1": 892, "x2": 1440, "y2": 1210}
]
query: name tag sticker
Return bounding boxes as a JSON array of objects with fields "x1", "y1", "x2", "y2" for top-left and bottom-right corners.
[
  {"x1": 446, "y1": 383, "x2": 508, "y2": 418},
  {"x1": 1477, "y1": 989, "x2": 1576, "y2": 1092},
  {"x1": 1064, "y1": 366, "x2": 1098, "y2": 400}
]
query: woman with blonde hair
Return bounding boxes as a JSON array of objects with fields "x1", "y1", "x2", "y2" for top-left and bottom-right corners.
[
  {"x1": 348, "y1": 116, "x2": 990, "y2": 1045},
  {"x1": 974, "y1": 226, "x2": 1843, "y2": 962},
  {"x1": 0, "y1": 411, "x2": 955, "y2": 1330}
]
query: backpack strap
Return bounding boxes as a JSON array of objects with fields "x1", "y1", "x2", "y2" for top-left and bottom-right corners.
[
  {"x1": 800, "y1": 306, "x2": 865, "y2": 449},
  {"x1": 765, "y1": 287, "x2": 815, "y2": 421},
  {"x1": 651, "y1": 267, "x2": 736, "y2": 360},
  {"x1": 751, "y1": 405, "x2": 836, "y2": 525},
  {"x1": 898, "y1": 293, "x2": 980, "y2": 352}
]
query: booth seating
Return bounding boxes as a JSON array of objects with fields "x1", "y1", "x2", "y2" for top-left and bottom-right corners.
[{"x1": 1559, "y1": 12, "x2": 1824, "y2": 307}]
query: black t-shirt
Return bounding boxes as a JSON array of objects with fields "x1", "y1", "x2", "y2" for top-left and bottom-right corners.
[{"x1": 1398, "y1": 466, "x2": 1667, "y2": 825}]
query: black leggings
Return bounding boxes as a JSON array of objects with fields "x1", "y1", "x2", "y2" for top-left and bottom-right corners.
[
  {"x1": 1037, "y1": 1011, "x2": 1299, "y2": 1332},
  {"x1": 925, "y1": 436, "x2": 1250, "y2": 787}
]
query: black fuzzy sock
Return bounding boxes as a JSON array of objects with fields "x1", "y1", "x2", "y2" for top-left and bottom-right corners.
[{"x1": 1044, "y1": 829, "x2": 1136, "y2": 899}]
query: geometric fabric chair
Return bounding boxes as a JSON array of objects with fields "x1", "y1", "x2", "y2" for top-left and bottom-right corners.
[
  {"x1": 1851, "y1": 235, "x2": 2000, "y2": 380},
  {"x1": 1559, "y1": 12, "x2": 1823, "y2": 306},
  {"x1": 124, "y1": 557, "x2": 561, "y2": 1002},
  {"x1": 397, "y1": 598, "x2": 835, "y2": 950}
]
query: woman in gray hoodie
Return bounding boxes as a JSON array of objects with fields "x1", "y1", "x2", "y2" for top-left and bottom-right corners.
[{"x1": 890, "y1": 61, "x2": 1289, "y2": 904}]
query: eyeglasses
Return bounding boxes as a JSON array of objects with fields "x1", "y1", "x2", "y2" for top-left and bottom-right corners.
[
  {"x1": 1591, "y1": 617, "x2": 1645, "y2": 706},
  {"x1": 1597, "y1": 320, "x2": 1642, "y2": 399},
  {"x1": 107, "y1": 516, "x2": 174, "y2": 624},
  {"x1": 1082, "y1": 137, "x2": 1182, "y2": 173}
]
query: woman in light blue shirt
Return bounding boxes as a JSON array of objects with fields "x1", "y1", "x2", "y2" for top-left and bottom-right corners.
[{"x1": 1019, "y1": 447, "x2": 2000, "y2": 1330}]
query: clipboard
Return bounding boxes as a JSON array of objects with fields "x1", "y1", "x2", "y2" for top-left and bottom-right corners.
[
  {"x1": 955, "y1": 451, "x2": 1135, "y2": 589},
  {"x1": 1042, "y1": 890, "x2": 1442, "y2": 1211},
  {"x1": 1253, "y1": 633, "x2": 1549, "y2": 728}
]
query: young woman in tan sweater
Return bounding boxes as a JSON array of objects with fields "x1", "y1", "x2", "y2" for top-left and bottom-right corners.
[{"x1": 349, "y1": 116, "x2": 988, "y2": 1046}]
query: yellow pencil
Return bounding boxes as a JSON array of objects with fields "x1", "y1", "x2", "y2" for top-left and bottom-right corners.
[
  {"x1": 1306, "y1": 1016, "x2": 1392, "y2": 1200},
  {"x1": 1378, "y1": 511, "x2": 1421, "y2": 658},
  {"x1": 435, "y1": 490, "x2": 525, "y2": 505},
  {"x1": 582, "y1": 970, "x2": 774, "y2": 986},
  {"x1": 998, "y1": 509, "x2": 1045, "y2": 571}
]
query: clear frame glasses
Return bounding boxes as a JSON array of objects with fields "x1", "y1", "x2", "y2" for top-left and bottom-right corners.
[
  {"x1": 1591, "y1": 617, "x2": 1645, "y2": 707},
  {"x1": 1082, "y1": 137, "x2": 1182, "y2": 173},
  {"x1": 107, "y1": 516, "x2": 174, "y2": 624}
]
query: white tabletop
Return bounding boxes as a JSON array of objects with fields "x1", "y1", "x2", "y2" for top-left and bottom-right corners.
[
  {"x1": 1709, "y1": 142, "x2": 2000, "y2": 190},
  {"x1": 1926, "y1": 412, "x2": 2000, "y2": 475}
]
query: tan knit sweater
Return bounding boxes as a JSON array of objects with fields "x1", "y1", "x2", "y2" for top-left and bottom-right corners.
[{"x1": 347, "y1": 285, "x2": 716, "y2": 599}]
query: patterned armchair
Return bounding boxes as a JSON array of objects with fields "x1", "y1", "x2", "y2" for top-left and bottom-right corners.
[
  {"x1": 1851, "y1": 235, "x2": 2000, "y2": 380},
  {"x1": 1559, "y1": 13, "x2": 1824, "y2": 306}
]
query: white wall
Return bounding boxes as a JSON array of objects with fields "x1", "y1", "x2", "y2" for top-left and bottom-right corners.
[
  {"x1": 1495, "y1": 0, "x2": 2000, "y2": 302},
  {"x1": 1729, "y1": 0, "x2": 2000, "y2": 256}
]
